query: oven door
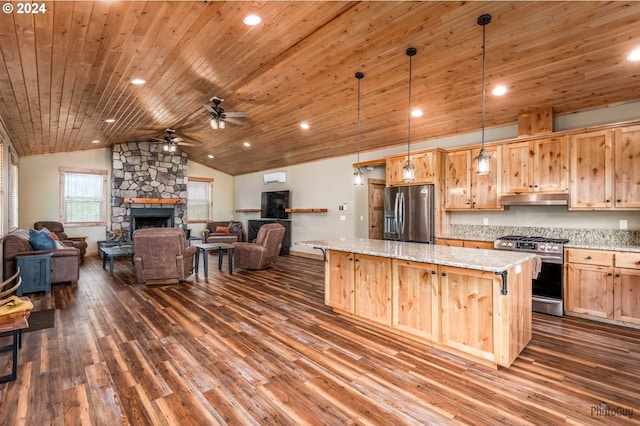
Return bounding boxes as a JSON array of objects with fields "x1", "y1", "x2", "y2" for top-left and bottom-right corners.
[{"x1": 532, "y1": 255, "x2": 563, "y2": 316}]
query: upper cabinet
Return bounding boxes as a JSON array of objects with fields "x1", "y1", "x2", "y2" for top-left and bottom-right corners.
[
  {"x1": 445, "y1": 145, "x2": 502, "y2": 210},
  {"x1": 386, "y1": 149, "x2": 444, "y2": 187},
  {"x1": 569, "y1": 125, "x2": 640, "y2": 210},
  {"x1": 501, "y1": 136, "x2": 568, "y2": 194}
]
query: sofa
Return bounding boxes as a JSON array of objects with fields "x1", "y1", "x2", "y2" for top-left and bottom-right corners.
[
  {"x1": 2, "y1": 229, "x2": 80, "y2": 284},
  {"x1": 133, "y1": 228, "x2": 197, "y2": 285},
  {"x1": 33, "y1": 221, "x2": 88, "y2": 262},
  {"x1": 202, "y1": 220, "x2": 244, "y2": 244}
]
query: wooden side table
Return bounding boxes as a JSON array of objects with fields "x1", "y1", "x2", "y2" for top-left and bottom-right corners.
[
  {"x1": 16, "y1": 253, "x2": 52, "y2": 295},
  {"x1": 0, "y1": 304, "x2": 30, "y2": 383}
]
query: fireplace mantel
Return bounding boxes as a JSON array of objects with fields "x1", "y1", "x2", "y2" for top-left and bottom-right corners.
[{"x1": 124, "y1": 197, "x2": 185, "y2": 204}]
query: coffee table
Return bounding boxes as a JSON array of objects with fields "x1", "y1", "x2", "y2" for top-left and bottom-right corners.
[
  {"x1": 100, "y1": 244, "x2": 134, "y2": 276},
  {"x1": 194, "y1": 243, "x2": 234, "y2": 277}
]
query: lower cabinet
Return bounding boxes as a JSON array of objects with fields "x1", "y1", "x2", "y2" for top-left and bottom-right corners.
[
  {"x1": 392, "y1": 260, "x2": 439, "y2": 342},
  {"x1": 565, "y1": 248, "x2": 640, "y2": 326},
  {"x1": 325, "y1": 250, "x2": 355, "y2": 313}
]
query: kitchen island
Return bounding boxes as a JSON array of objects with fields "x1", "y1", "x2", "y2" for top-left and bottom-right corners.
[{"x1": 297, "y1": 238, "x2": 535, "y2": 368}]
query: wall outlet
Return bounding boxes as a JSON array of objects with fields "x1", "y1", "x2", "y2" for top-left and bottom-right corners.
[
  {"x1": 340, "y1": 215, "x2": 346, "y2": 221},
  {"x1": 483, "y1": 217, "x2": 489, "y2": 226},
  {"x1": 620, "y1": 219, "x2": 628, "y2": 230}
]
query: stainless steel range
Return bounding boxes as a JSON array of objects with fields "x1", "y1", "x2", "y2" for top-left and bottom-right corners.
[{"x1": 494, "y1": 235, "x2": 569, "y2": 317}]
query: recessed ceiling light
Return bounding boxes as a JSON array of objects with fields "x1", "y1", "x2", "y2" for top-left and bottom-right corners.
[
  {"x1": 91, "y1": 140, "x2": 100, "y2": 144},
  {"x1": 130, "y1": 78, "x2": 146, "y2": 85},
  {"x1": 207, "y1": 154, "x2": 214, "y2": 159},
  {"x1": 411, "y1": 109, "x2": 423, "y2": 117},
  {"x1": 243, "y1": 142, "x2": 251, "y2": 147},
  {"x1": 627, "y1": 48, "x2": 640, "y2": 62},
  {"x1": 300, "y1": 122, "x2": 310, "y2": 130},
  {"x1": 105, "y1": 119, "x2": 116, "y2": 123},
  {"x1": 243, "y1": 14, "x2": 262, "y2": 26},
  {"x1": 492, "y1": 85, "x2": 508, "y2": 96}
]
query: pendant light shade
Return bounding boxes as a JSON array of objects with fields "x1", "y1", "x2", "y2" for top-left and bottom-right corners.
[
  {"x1": 403, "y1": 47, "x2": 417, "y2": 183},
  {"x1": 354, "y1": 71, "x2": 365, "y2": 186},
  {"x1": 475, "y1": 14, "x2": 492, "y2": 175}
]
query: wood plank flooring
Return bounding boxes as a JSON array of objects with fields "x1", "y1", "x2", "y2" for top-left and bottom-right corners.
[{"x1": 1, "y1": 254, "x2": 639, "y2": 425}]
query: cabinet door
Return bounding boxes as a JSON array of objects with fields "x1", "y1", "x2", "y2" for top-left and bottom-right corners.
[
  {"x1": 470, "y1": 145, "x2": 502, "y2": 209},
  {"x1": 502, "y1": 141, "x2": 532, "y2": 194},
  {"x1": 440, "y1": 266, "x2": 499, "y2": 362},
  {"x1": 613, "y1": 268, "x2": 640, "y2": 325},
  {"x1": 614, "y1": 126, "x2": 640, "y2": 208},
  {"x1": 412, "y1": 151, "x2": 435, "y2": 184},
  {"x1": 325, "y1": 251, "x2": 355, "y2": 313},
  {"x1": 565, "y1": 263, "x2": 613, "y2": 318},
  {"x1": 445, "y1": 150, "x2": 471, "y2": 209},
  {"x1": 355, "y1": 254, "x2": 392, "y2": 326},
  {"x1": 569, "y1": 130, "x2": 614, "y2": 209},
  {"x1": 393, "y1": 260, "x2": 439, "y2": 341},
  {"x1": 533, "y1": 137, "x2": 568, "y2": 193},
  {"x1": 385, "y1": 155, "x2": 407, "y2": 186}
]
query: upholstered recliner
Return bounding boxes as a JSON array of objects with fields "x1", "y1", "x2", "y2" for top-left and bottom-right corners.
[
  {"x1": 132, "y1": 228, "x2": 197, "y2": 285},
  {"x1": 33, "y1": 221, "x2": 87, "y2": 262},
  {"x1": 203, "y1": 220, "x2": 244, "y2": 244},
  {"x1": 232, "y1": 223, "x2": 286, "y2": 271}
]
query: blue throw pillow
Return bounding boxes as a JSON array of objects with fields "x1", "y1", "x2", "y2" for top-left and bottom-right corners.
[{"x1": 28, "y1": 228, "x2": 57, "y2": 250}]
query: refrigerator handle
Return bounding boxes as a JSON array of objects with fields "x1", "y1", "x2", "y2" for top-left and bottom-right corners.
[
  {"x1": 394, "y1": 193, "x2": 400, "y2": 234},
  {"x1": 399, "y1": 192, "x2": 405, "y2": 234}
]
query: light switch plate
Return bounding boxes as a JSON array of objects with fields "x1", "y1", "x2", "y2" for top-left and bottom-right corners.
[
  {"x1": 483, "y1": 218, "x2": 489, "y2": 226},
  {"x1": 340, "y1": 215, "x2": 346, "y2": 221},
  {"x1": 620, "y1": 219, "x2": 628, "y2": 230}
]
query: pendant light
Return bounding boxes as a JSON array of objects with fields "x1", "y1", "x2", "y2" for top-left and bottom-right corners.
[
  {"x1": 354, "y1": 71, "x2": 365, "y2": 185},
  {"x1": 475, "y1": 14, "x2": 492, "y2": 175},
  {"x1": 403, "y1": 47, "x2": 417, "y2": 183}
]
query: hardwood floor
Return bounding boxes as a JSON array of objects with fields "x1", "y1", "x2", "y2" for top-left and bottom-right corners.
[{"x1": 1, "y1": 254, "x2": 639, "y2": 425}]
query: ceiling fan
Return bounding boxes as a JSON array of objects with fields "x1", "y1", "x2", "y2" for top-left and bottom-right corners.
[
  {"x1": 203, "y1": 96, "x2": 247, "y2": 129},
  {"x1": 150, "y1": 128, "x2": 196, "y2": 152}
]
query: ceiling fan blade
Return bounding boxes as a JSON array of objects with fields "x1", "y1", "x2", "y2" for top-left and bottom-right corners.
[
  {"x1": 150, "y1": 137, "x2": 165, "y2": 142},
  {"x1": 177, "y1": 141, "x2": 196, "y2": 147},
  {"x1": 223, "y1": 111, "x2": 247, "y2": 118},
  {"x1": 202, "y1": 104, "x2": 215, "y2": 114},
  {"x1": 222, "y1": 117, "x2": 244, "y2": 126}
]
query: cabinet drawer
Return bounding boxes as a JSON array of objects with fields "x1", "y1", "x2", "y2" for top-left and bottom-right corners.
[
  {"x1": 566, "y1": 248, "x2": 614, "y2": 266},
  {"x1": 463, "y1": 240, "x2": 494, "y2": 250},
  {"x1": 615, "y1": 252, "x2": 640, "y2": 269}
]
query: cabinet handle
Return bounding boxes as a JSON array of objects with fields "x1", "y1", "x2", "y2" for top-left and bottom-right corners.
[
  {"x1": 534, "y1": 185, "x2": 539, "y2": 188},
  {"x1": 349, "y1": 257, "x2": 353, "y2": 261},
  {"x1": 587, "y1": 256, "x2": 592, "y2": 260},
  {"x1": 355, "y1": 259, "x2": 359, "y2": 262},
  {"x1": 617, "y1": 199, "x2": 622, "y2": 203},
  {"x1": 528, "y1": 185, "x2": 533, "y2": 188},
  {"x1": 615, "y1": 274, "x2": 620, "y2": 278},
  {"x1": 607, "y1": 273, "x2": 613, "y2": 276},
  {"x1": 431, "y1": 270, "x2": 436, "y2": 275},
  {"x1": 441, "y1": 272, "x2": 447, "y2": 277},
  {"x1": 606, "y1": 199, "x2": 611, "y2": 203}
]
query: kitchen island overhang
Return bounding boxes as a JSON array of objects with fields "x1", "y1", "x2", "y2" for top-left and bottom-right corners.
[{"x1": 297, "y1": 238, "x2": 536, "y2": 368}]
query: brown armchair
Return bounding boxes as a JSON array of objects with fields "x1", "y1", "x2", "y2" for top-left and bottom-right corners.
[
  {"x1": 33, "y1": 221, "x2": 87, "y2": 262},
  {"x1": 203, "y1": 220, "x2": 244, "y2": 244},
  {"x1": 232, "y1": 223, "x2": 286, "y2": 270},
  {"x1": 132, "y1": 228, "x2": 197, "y2": 285}
]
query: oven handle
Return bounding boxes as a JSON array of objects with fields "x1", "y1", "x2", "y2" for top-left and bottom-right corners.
[{"x1": 537, "y1": 255, "x2": 562, "y2": 265}]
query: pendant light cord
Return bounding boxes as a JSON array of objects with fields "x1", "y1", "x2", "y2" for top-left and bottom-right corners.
[
  {"x1": 407, "y1": 52, "x2": 413, "y2": 158},
  {"x1": 481, "y1": 20, "x2": 486, "y2": 149},
  {"x1": 357, "y1": 74, "x2": 361, "y2": 168}
]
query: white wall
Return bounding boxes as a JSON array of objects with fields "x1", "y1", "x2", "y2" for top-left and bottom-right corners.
[
  {"x1": 234, "y1": 100, "x2": 640, "y2": 255},
  {"x1": 19, "y1": 150, "x2": 234, "y2": 255}
]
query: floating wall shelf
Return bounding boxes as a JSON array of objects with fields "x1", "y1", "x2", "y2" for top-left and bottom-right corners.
[
  {"x1": 124, "y1": 197, "x2": 185, "y2": 204},
  {"x1": 235, "y1": 208, "x2": 261, "y2": 213}
]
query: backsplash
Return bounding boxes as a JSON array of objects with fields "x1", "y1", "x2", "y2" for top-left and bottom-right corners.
[{"x1": 447, "y1": 224, "x2": 640, "y2": 246}]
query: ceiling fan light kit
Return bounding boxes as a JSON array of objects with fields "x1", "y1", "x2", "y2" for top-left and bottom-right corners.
[
  {"x1": 354, "y1": 71, "x2": 365, "y2": 186},
  {"x1": 403, "y1": 47, "x2": 417, "y2": 183},
  {"x1": 203, "y1": 96, "x2": 246, "y2": 130},
  {"x1": 475, "y1": 13, "x2": 492, "y2": 175}
]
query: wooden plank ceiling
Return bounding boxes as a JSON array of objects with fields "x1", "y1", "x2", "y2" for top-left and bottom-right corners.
[{"x1": 1, "y1": 1, "x2": 639, "y2": 176}]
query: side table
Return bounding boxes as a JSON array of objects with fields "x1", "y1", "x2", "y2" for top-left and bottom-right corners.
[
  {"x1": 16, "y1": 253, "x2": 52, "y2": 295},
  {"x1": 0, "y1": 304, "x2": 30, "y2": 383},
  {"x1": 194, "y1": 243, "x2": 234, "y2": 277}
]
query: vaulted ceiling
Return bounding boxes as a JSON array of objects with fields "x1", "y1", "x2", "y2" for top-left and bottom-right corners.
[{"x1": 1, "y1": 1, "x2": 639, "y2": 175}]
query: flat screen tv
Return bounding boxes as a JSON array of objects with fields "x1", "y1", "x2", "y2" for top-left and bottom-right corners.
[{"x1": 261, "y1": 190, "x2": 290, "y2": 219}]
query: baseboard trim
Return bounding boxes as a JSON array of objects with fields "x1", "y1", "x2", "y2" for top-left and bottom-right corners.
[{"x1": 289, "y1": 250, "x2": 323, "y2": 261}]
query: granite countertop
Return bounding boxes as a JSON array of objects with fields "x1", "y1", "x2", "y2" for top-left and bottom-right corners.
[
  {"x1": 296, "y1": 238, "x2": 535, "y2": 273},
  {"x1": 564, "y1": 242, "x2": 640, "y2": 253}
]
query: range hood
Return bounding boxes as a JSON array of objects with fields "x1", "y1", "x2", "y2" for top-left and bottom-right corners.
[{"x1": 500, "y1": 193, "x2": 569, "y2": 206}]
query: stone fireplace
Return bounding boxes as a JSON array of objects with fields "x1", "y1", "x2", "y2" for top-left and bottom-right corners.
[{"x1": 110, "y1": 142, "x2": 188, "y2": 241}]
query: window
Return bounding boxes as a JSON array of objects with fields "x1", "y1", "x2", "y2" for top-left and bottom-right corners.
[
  {"x1": 187, "y1": 177, "x2": 212, "y2": 222},
  {"x1": 8, "y1": 153, "x2": 18, "y2": 230},
  {"x1": 60, "y1": 167, "x2": 108, "y2": 225}
]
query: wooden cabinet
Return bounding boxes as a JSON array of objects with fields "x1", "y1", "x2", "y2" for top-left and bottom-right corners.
[
  {"x1": 325, "y1": 250, "x2": 391, "y2": 325},
  {"x1": 569, "y1": 125, "x2": 640, "y2": 210},
  {"x1": 502, "y1": 137, "x2": 568, "y2": 195},
  {"x1": 392, "y1": 260, "x2": 439, "y2": 341},
  {"x1": 445, "y1": 146, "x2": 502, "y2": 210},
  {"x1": 565, "y1": 248, "x2": 640, "y2": 326},
  {"x1": 435, "y1": 239, "x2": 493, "y2": 250},
  {"x1": 386, "y1": 149, "x2": 444, "y2": 186}
]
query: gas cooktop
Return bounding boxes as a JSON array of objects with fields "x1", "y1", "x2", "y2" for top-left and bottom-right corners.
[{"x1": 494, "y1": 235, "x2": 569, "y2": 254}]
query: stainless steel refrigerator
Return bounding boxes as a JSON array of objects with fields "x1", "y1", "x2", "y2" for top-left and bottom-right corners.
[{"x1": 383, "y1": 185, "x2": 434, "y2": 243}]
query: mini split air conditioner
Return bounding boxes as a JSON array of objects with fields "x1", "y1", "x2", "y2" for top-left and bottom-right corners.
[{"x1": 263, "y1": 172, "x2": 286, "y2": 184}]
